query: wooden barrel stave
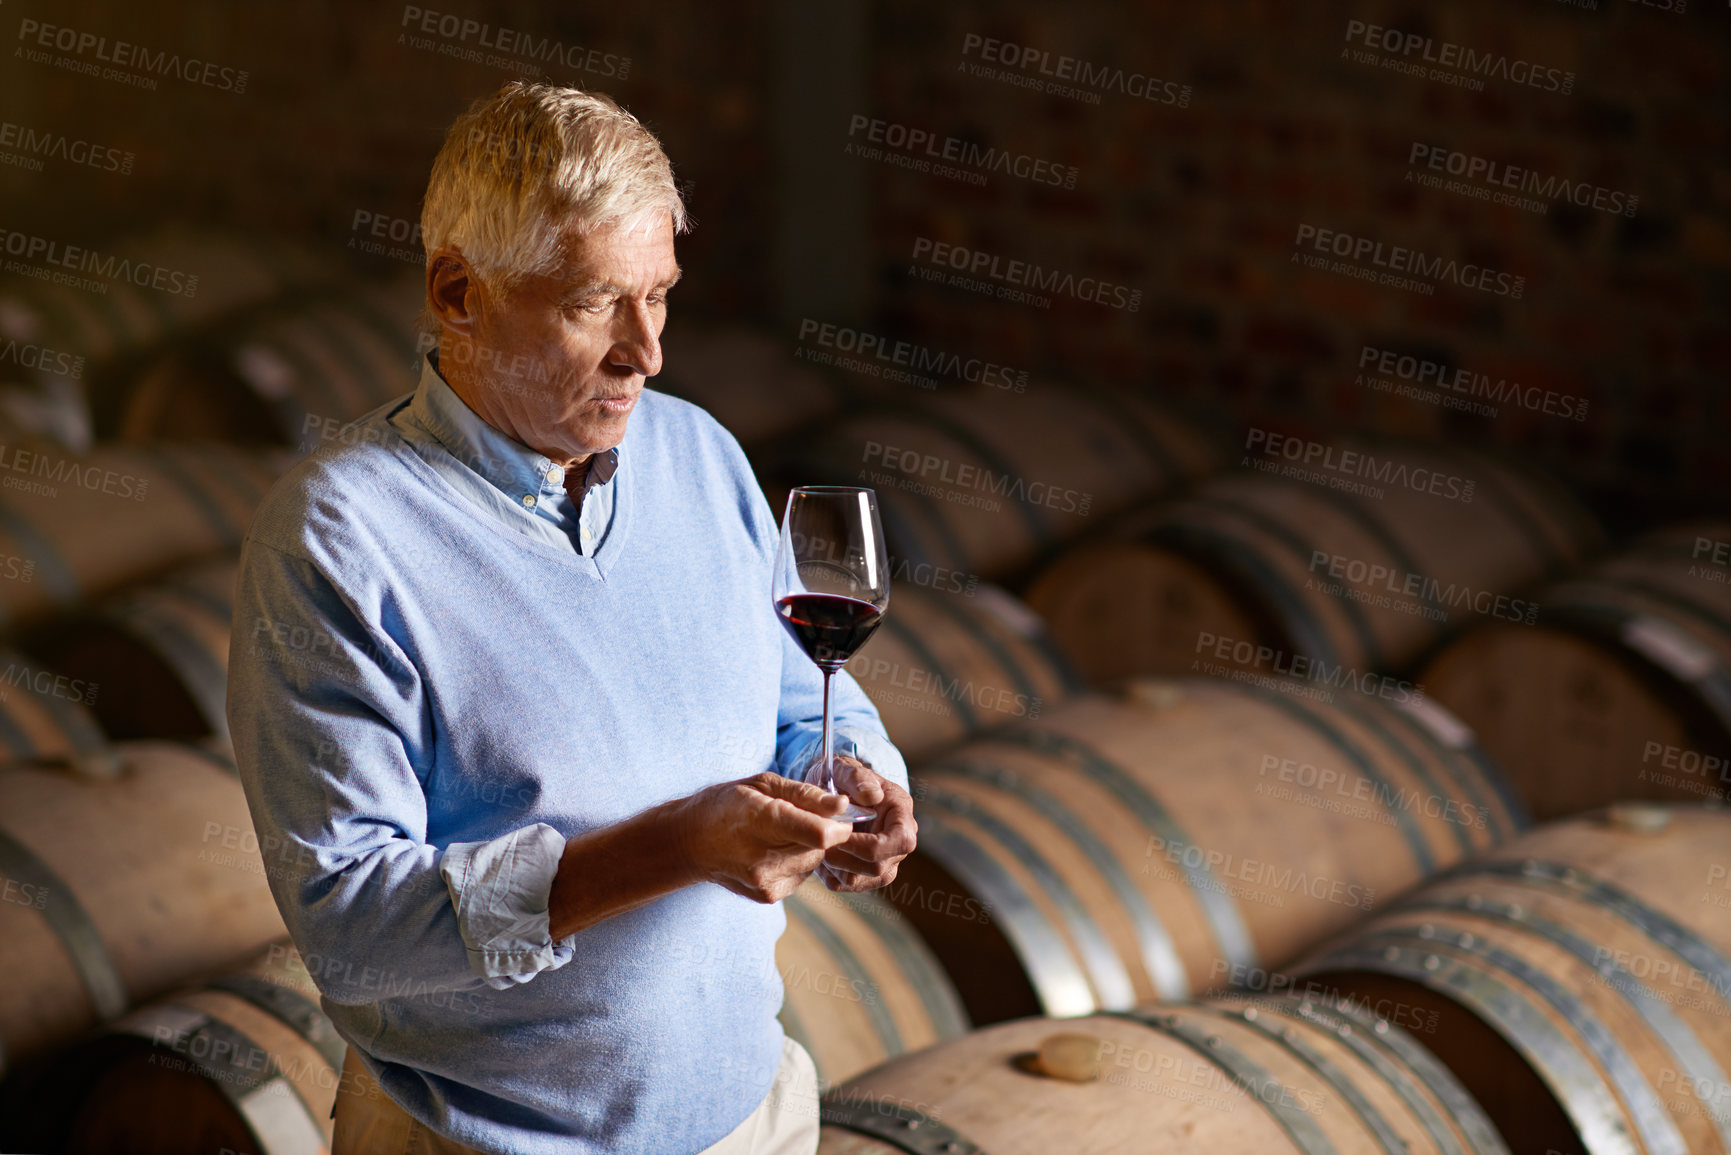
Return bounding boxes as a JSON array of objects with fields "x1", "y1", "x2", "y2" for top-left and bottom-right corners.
[
  {"x1": 884, "y1": 680, "x2": 1520, "y2": 1028},
  {"x1": 770, "y1": 381, "x2": 1222, "y2": 580},
  {"x1": 116, "y1": 276, "x2": 423, "y2": 446},
  {"x1": 26, "y1": 555, "x2": 238, "y2": 741},
  {"x1": 844, "y1": 583, "x2": 1081, "y2": 762},
  {"x1": 0, "y1": 743, "x2": 288, "y2": 1074},
  {"x1": 655, "y1": 325, "x2": 853, "y2": 446},
  {"x1": 1422, "y1": 522, "x2": 1731, "y2": 820},
  {"x1": 0, "y1": 646, "x2": 107, "y2": 762},
  {"x1": 1026, "y1": 440, "x2": 1601, "y2": 687},
  {"x1": 1300, "y1": 807, "x2": 1731, "y2": 1155},
  {"x1": 0, "y1": 229, "x2": 335, "y2": 411},
  {"x1": 0, "y1": 444, "x2": 283, "y2": 628},
  {"x1": 777, "y1": 879, "x2": 969, "y2": 1087},
  {"x1": 6, "y1": 940, "x2": 341, "y2": 1155},
  {"x1": 816, "y1": 992, "x2": 1508, "y2": 1154}
]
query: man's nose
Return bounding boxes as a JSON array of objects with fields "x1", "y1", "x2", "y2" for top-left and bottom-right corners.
[{"x1": 611, "y1": 302, "x2": 662, "y2": 377}]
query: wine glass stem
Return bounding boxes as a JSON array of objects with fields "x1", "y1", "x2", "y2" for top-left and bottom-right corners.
[{"x1": 820, "y1": 668, "x2": 834, "y2": 791}]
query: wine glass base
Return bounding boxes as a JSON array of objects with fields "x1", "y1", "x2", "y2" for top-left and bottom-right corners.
[{"x1": 831, "y1": 802, "x2": 877, "y2": 825}]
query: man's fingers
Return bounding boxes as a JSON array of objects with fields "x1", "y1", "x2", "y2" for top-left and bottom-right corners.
[
  {"x1": 822, "y1": 844, "x2": 879, "y2": 874},
  {"x1": 833, "y1": 757, "x2": 886, "y2": 806},
  {"x1": 754, "y1": 771, "x2": 849, "y2": 817},
  {"x1": 760, "y1": 794, "x2": 853, "y2": 851}
]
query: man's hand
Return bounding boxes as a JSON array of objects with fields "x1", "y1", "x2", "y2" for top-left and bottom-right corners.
[
  {"x1": 676, "y1": 772, "x2": 856, "y2": 904},
  {"x1": 816, "y1": 755, "x2": 918, "y2": 894}
]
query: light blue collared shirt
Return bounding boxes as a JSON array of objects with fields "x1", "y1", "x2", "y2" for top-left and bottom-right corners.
[{"x1": 394, "y1": 351, "x2": 618, "y2": 558}]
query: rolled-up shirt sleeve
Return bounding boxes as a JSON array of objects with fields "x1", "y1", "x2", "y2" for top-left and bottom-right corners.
[
  {"x1": 440, "y1": 824, "x2": 574, "y2": 986},
  {"x1": 227, "y1": 536, "x2": 571, "y2": 1002}
]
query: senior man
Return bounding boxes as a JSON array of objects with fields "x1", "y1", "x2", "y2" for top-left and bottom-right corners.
[{"x1": 227, "y1": 81, "x2": 916, "y2": 1155}]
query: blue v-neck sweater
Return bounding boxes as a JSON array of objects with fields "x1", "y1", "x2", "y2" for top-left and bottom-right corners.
[{"x1": 226, "y1": 383, "x2": 907, "y2": 1155}]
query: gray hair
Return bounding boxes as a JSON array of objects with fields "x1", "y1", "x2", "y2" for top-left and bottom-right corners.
[{"x1": 420, "y1": 82, "x2": 688, "y2": 314}]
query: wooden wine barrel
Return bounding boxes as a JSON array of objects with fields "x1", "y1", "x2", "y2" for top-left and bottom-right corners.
[
  {"x1": 765, "y1": 381, "x2": 1224, "y2": 580},
  {"x1": 778, "y1": 879, "x2": 970, "y2": 1086},
  {"x1": 0, "y1": 227, "x2": 333, "y2": 392},
  {"x1": 0, "y1": 442, "x2": 286, "y2": 629},
  {"x1": 656, "y1": 325, "x2": 854, "y2": 446},
  {"x1": 26, "y1": 555, "x2": 238, "y2": 741},
  {"x1": 886, "y1": 678, "x2": 1525, "y2": 1027},
  {"x1": 1422, "y1": 521, "x2": 1731, "y2": 821},
  {"x1": 0, "y1": 646, "x2": 108, "y2": 762},
  {"x1": 1299, "y1": 805, "x2": 1731, "y2": 1155},
  {"x1": 0, "y1": 742, "x2": 288, "y2": 1076},
  {"x1": 817, "y1": 991, "x2": 1508, "y2": 1154},
  {"x1": 3, "y1": 940, "x2": 341, "y2": 1155},
  {"x1": 113, "y1": 274, "x2": 424, "y2": 446},
  {"x1": 1026, "y1": 439, "x2": 1602, "y2": 686},
  {"x1": 844, "y1": 583, "x2": 1082, "y2": 762}
]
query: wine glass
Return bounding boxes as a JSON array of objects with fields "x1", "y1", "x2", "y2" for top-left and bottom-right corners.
[{"x1": 772, "y1": 486, "x2": 890, "y2": 824}]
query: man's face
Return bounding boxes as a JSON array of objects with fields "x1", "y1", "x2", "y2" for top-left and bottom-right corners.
[{"x1": 457, "y1": 211, "x2": 680, "y2": 465}]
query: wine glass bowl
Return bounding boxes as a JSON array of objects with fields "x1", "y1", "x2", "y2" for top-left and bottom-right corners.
[{"x1": 773, "y1": 487, "x2": 890, "y2": 823}]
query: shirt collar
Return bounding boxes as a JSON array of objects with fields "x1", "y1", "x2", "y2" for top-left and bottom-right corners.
[{"x1": 411, "y1": 350, "x2": 619, "y2": 502}]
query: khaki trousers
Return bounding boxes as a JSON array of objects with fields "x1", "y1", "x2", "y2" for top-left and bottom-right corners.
[{"x1": 332, "y1": 1037, "x2": 821, "y2": 1155}]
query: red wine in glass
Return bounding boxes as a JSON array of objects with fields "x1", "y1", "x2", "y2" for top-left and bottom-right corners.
[
  {"x1": 775, "y1": 593, "x2": 884, "y2": 672},
  {"x1": 772, "y1": 487, "x2": 891, "y2": 824}
]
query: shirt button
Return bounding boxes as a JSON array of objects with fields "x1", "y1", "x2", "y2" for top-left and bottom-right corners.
[
  {"x1": 545, "y1": 467, "x2": 563, "y2": 484},
  {"x1": 522, "y1": 495, "x2": 537, "y2": 509}
]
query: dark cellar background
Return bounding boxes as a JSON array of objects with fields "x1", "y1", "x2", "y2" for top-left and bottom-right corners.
[{"x1": 0, "y1": 0, "x2": 1725, "y2": 532}]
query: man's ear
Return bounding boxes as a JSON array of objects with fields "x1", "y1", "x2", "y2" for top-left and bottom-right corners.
[{"x1": 427, "y1": 248, "x2": 478, "y2": 337}]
